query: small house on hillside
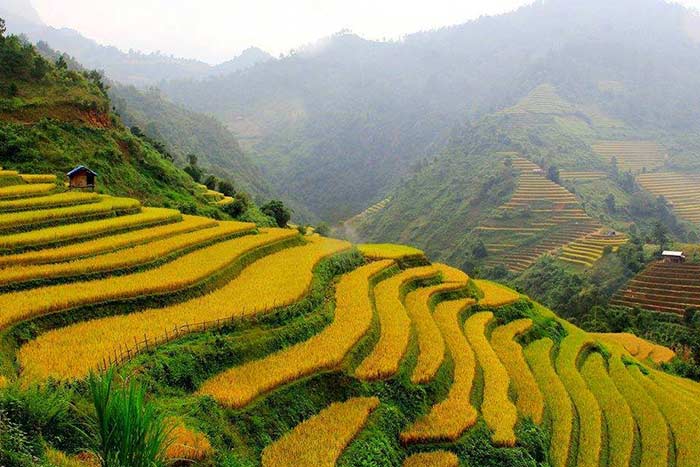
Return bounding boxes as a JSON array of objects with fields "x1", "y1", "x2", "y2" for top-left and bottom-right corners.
[
  {"x1": 662, "y1": 250, "x2": 686, "y2": 264},
  {"x1": 67, "y1": 166, "x2": 97, "y2": 190}
]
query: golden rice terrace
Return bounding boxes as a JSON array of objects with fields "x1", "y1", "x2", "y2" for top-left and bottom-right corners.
[{"x1": 0, "y1": 169, "x2": 698, "y2": 466}]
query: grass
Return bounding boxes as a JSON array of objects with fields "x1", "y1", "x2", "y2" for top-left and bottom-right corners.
[
  {"x1": 17, "y1": 232, "x2": 337, "y2": 382},
  {"x1": 524, "y1": 338, "x2": 573, "y2": 467},
  {"x1": 260, "y1": 397, "x2": 380, "y2": 467},
  {"x1": 400, "y1": 299, "x2": 478, "y2": 443},
  {"x1": 580, "y1": 353, "x2": 634, "y2": 467},
  {"x1": 490, "y1": 319, "x2": 543, "y2": 424},
  {"x1": 355, "y1": 266, "x2": 440, "y2": 380},
  {"x1": 197, "y1": 260, "x2": 392, "y2": 408},
  {"x1": 0, "y1": 207, "x2": 182, "y2": 252}
]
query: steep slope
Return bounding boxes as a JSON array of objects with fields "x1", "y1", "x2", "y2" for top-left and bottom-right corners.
[
  {"x1": 110, "y1": 85, "x2": 272, "y2": 199},
  {"x1": 0, "y1": 32, "x2": 242, "y2": 217},
  {"x1": 160, "y1": 0, "x2": 700, "y2": 221}
]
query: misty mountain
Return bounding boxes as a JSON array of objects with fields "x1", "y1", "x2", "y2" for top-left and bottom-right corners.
[
  {"x1": 0, "y1": 0, "x2": 273, "y2": 85},
  {"x1": 160, "y1": 0, "x2": 700, "y2": 222}
]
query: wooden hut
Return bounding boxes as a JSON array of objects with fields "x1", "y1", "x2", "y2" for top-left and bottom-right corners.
[
  {"x1": 662, "y1": 251, "x2": 686, "y2": 264},
  {"x1": 67, "y1": 166, "x2": 97, "y2": 190}
]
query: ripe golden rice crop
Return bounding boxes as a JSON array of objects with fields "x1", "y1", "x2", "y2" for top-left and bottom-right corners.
[
  {"x1": 490, "y1": 319, "x2": 543, "y2": 424},
  {"x1": 0, "y1": 207, "x2": 182, "y2": 251},
  {"x1": 464, "y1": 312, "x2": 517, "y2": 446},
  {"x1": 2, "y1": 228, "x2": 295, "y2": 332},
  {"x1": 524, "y1": 338, "x2": 572, "y2": 467},
  {"x1": 19, "y1": 174, "x2": 58, "y2": 184},
  {"x1": 261, "y1": 397, "x2": 379, "y2": 467},
  {"x1": 165, "y1": 419, "x2": 213, "y2": 461},
  {"x1": 357, "y1": 243, "x2": 425, "y2": 260},
  {"x1": 555, "y1": 331, "x2": 602, "y2": 467},
  {"x1": 608, "y1": 353, "x2": 668, "y2": 467},
  {"x1": 433, "y1": 263, "x2": 469, "y2": 283},
  {"x1": 581, "y1": 353, "x2": 634, "y2": 467},
  {"x1": 593, "y1": 332, "x2": 675, "y2": 364},
  {"x1": 0, "y1": 214, "x2": 212, "y2": 268},
  {"x1": 401, "y1": 299, "x2": 477, "y2": 443},
  {"x1": 474, "y1": 280, "x2": 520, "y2": 307},
  {"x1": 0, "y1": 196, "x2": 140, "y2": 231},
  {"x1": 355, "y1": 266, "x2": 440, "y2": 380},
  {"x1": 198, "y1": 260, "x2": 392, "y2": 408},
  {"x1": 0, "y1": 191, "x2": 100, "y2": 212},
  {"x1": 0, "y1": 221, "x2": 253, "y2": 286},
  {"x1": 406, "y1": 283, "x2": 465, "y2": 384},
  {"x1": 0, "y1": 183, "x2": 56, "y2": 199},
  {"x1": 631, "y1": 367, "x2": 700, "y2": 467},
  {"x1": 403, "y1": 451, "x2": 459, "y2": 467},
  {"x1": 19, "y1": 234, "x2": 348, "y2": 382}
]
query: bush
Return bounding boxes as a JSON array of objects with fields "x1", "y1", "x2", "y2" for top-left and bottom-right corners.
[
  {"x1": 261, "y1": 200, "x2": 292, "y2": 227},
  {"x1": 87, "y1": 369, "x2": 171, "y2": 467},
  {"x1": 223, "y1": 192, "x2": 250, "y2": 218}
]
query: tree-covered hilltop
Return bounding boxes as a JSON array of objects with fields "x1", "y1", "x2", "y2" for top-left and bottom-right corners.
[{"x1": 0, "y1": 26, "x2": 274, "y2": 223}]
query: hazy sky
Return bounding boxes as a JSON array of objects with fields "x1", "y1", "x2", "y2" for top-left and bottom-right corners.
[{"x1": 30, "y1": 0, "x2": 700, "y2": 64}]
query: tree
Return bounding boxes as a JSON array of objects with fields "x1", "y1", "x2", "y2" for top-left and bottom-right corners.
[
  {"x1": 187, "y1": 154, "x2": 198, "y2": 166},
  {"x1": 605, "y1": 193, "x2": 616, "y2": 212},
  {"x1": 0, "y1": 18, "x2": 6, "y2": 39},
  {"x1": 183, "y1": 154, "x2": 202, "y2": 182},
  {"x1": 652, "y1": 221, "x2": 669, "y2": 249},
  {"x1": 55, "y1": 55, "x2": 67, "y2": 70},
  {"x1": 261, "y1": 200, "x2": 292, "y2": 227},
  {"x1": 222, "y1": 192, "x2": 250, "y2": 218},
  {"x1": 315, "y1": 222, "x2": 330, "y2": 236},
  {"x1": 547, "y1": 165, "x2": 560, "y2": 184},
  {"x1": 203, "y1": 174, "x2": 218, "y2": 190},
  {"x1": 610, "y1": 156, "x2": 619, "y2": 177},
  {"x1": 218, "y1": 180, "x2": 235, "y2": 197},
  {"x1": 8, "y1": 82, "x2": 17, "y2": 97}
]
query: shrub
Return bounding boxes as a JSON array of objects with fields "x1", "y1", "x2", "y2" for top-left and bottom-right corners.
[{"x1": 261, "y1": 200, "x2": 292, "y2": 227}]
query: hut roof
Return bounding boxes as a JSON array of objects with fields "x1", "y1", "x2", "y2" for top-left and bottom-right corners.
[
  {"x1": 66, "y1": 166, "x2": 98, "y2": 177},
  {"x1": 662, "y1": 251, "x2": 685, "y2": 258}
]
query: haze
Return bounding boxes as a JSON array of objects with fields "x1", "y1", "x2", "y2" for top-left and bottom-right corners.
[{"x1": 25, "y1": 0, "x2": 540, "y2": 63}]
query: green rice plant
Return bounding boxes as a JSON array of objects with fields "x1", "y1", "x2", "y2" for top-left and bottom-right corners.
[
  {"x1": 581, "y1": 353, "x2": 634, "y2": 467},
  {"x1": 608, "y1": 353, "x2": 667, "y2": 467},
  {"x1": 491, "y1": 319, "x2": 543, "y2": 423},
  {"x1": 630, "y1": 366, "x2": 700, "y2": 467},
  {"x1": 465, "y1": 311, "x2": 517, "y2": 446},
  {"x1": 555, "y1": 330, "x2": 602, "y2": 467},
  {"x1": 524, "y1": 338, "x2": 572, "y2": 467},
  {"x1": 87, "y1": 368, "x2": 171, "y2": 467}
]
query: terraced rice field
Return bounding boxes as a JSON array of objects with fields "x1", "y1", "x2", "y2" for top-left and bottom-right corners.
[
  {"x1": 592, "y1": 140, "x2": 666, "y2": 172},
  {"x1": 2, "y1": 170, "x2": 700, "y2": 466},
  {"x1": 612, "y1": 261, "x2": 700, "y2": 314},
  {"x1": 480, "y1": 154, "x2": 603, "y2": 272},
  {"x1": 559, "y1": 171, "x2": 607, "y2": 181},
  {"x1": 637, "y1": 172, "x2": 700, "y2": 225},
  {"x1": 558, "y1": 231, "x2": 628, "y2": 267}
]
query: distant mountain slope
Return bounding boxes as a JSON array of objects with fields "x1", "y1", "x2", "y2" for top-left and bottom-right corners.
[
  {"x1": 0, "y1": 0, "x2": 273, "y2": 85},
  {"x1": 160, "y1": 0, "x2": 700, "y2": 222},
  {"x1": 110, "y1": 85, "x2": 273, "y2": 199}
]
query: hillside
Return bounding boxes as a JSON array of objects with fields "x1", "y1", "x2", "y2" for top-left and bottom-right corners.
[
  {"x1": 1, "y1": 168, "x2": 700, "y2": 466},
  {"x1": 160, "y1": 0, "x2": 700, "y2": 221}
]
